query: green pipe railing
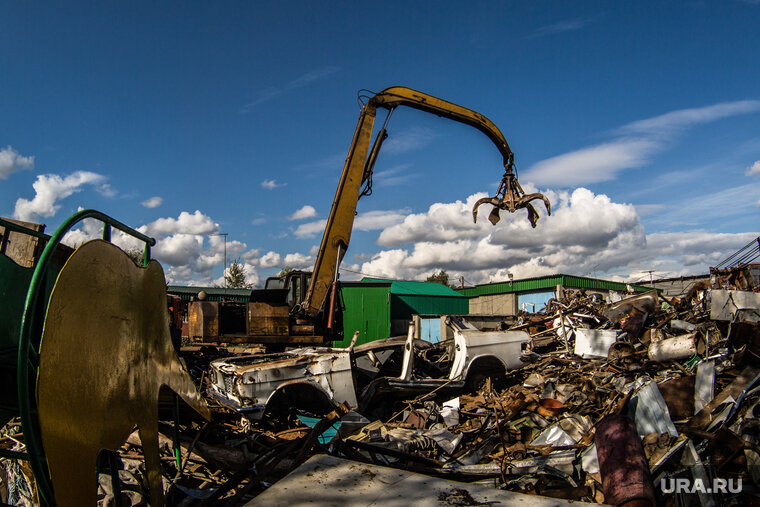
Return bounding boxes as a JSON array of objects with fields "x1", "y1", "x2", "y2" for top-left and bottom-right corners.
[
  {"x1": 0, "y1": 217, "x2": 51, "y2": 240},
  {"x1": 16, "y1": 209, "x2": 155, "y2": 506}
]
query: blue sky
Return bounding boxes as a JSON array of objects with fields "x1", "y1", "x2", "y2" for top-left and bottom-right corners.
[{"x1": 2, "y1": 1, "x2": 759, "y2": 286}]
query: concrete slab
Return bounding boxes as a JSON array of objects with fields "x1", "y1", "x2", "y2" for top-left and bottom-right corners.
[{"x1": 247, "y1": 454, "x2": 596, "y2": 506}]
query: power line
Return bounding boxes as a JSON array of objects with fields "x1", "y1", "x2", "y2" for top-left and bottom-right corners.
[{"x1": 338, "y1": 266, "x2": 392, "y2": 280}]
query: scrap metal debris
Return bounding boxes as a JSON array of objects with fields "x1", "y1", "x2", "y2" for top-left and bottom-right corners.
[{"x1": 2, "y1": 275, "x2": 760, "y2": 505}]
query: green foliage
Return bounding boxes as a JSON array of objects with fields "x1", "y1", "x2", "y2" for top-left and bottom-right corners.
[
  {"x1": 426, "y1": 269, "x2": 450, "y2": 286},
  {"x1": 124, "y1": 248, "x2": 144, "y2": 266},
  {"x1": 225, "y1": 258, "x2": 251, "y2": 288},
  {"x1": 276, "y1": 265, "x2": 294, "y2": 278}
]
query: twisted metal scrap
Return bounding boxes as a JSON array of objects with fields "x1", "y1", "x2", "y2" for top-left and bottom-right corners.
[{"x1": 472, "y1": 170, "x2": 551, "y2": 228}]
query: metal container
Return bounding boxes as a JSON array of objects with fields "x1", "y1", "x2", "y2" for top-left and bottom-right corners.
[
  {"x1": 647, "y1": 333, "x2": 696, "y2": 362},
  {"x1": 595, "y1": 415, "x2": 656, "y2": 506}
]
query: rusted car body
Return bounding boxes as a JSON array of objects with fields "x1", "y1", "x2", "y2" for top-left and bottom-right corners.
[
  {"x1": 209, "y1": 345, "x2": 357, "y2": 417},
  {"x1": 209, "y1": 318, "x2": 530, "y2": 419}
]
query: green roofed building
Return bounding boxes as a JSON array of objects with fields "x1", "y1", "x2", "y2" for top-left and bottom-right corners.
[
  {"x1": 456, "y1": 274, "x2": 655, "y2": 315},
  {"x1": 335, "y1": 278, "x2": 469, "y2": 348},
  {"x1": 166, "y1": 285, "x2": 252, "y2": 302}
]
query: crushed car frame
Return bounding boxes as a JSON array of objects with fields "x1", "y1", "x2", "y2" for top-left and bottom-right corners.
[{"x1": 208, "y1": 317, "x2": 530, "y2": 419}]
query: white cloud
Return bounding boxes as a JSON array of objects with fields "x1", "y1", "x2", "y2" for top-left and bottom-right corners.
[
  {"x1": 746, "y1": 160, "x2": 760, "y2": 176},
  {"x1": 289, "y1": 205, "x2": 317, "y2": 220},
  {"x1": 292, "y1": 209, "x2": 407, "y2": 239},
  {"x1": 372, "y1": 164, "x2": 418, "y2": 187},
  {"x1": 62, "y1": 213, "x2": 106, "y2": 248},
  {"x1": 634, "y1": 204, "x2": 666, "y2": 216},
  {"x1": 0, "y1": 145, "x2": 34, "y2": 179},
  {"x1": 525, "y1": 100, "x2": 760, "y2": 187},
  {"x1": 262, "y1": 179, "x2": 286, "y2": 190},
  {"x1": 142, "y1": 210, "x2": 218, "y2": 236},
  {"x1": 241, "y1": 66, "x2": 339, "y2": 112},
  {"x1": 283, "y1": 252, "x2": 314, "y2": 269},
  {"x1": 13, "y1": 171, "x2": 105, "y2": 221},
  {"x1": 289, "y1": 152, "x2": 346, "y2": 173},
  {"x1": 524, "y1": 139, "x2": 656, "y2": 186},
  {"x1": 259, "y1": 251, "x2": 282, "y2": 269},
  {"x1": 619, "y1": 100, "x2": 760, "y2": 136},
  {"x1": 378, "y1": 194, "x2": 494, "y2": 246},
  {"x1": 529, "y1": 15, "x2": 596, "y2": 38},
  {"x1": 97, "y1": 183, "x2": 117, "y2": 198},
  {"x1": 354, "y1": 209, "x2": 409, "y2": 231},
  {"x1": 651, "y1": 181, "x2": 760, "y2": 228},
  {"x1": 59, "y1": 208, "x2": 282, "y2": 287},
  {"x1": 362, "y1": 189, "x2": 639, "y2": 280},
  {"x1": 294, "y1": 219, "x2": 327, "y2": 239},
  {"x1": 383, "y1": 127, "x2": 436, "y2": 155},
  {"x1": 152, "y1": 234, "x2": 206, "y2": 266},
  {"x1": 353, "y1": 189, "x2": 756, "y2": 284},
  {"x1": 141, "y1": 196, "x2": 163, "y2": 208}
]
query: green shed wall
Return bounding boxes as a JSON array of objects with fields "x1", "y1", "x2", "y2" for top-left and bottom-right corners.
[
  {"x1": 391, "y1": 295, "x2": 469, "y2": 320},
  {"x1": 457, "y1": 274, "x2": 654, "y2": 297},
  {"x1": 337, "y1": 284, "x2": 391, "y2": 347}
]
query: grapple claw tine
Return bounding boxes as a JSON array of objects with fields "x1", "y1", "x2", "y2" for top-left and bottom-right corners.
[
  {"x1": 518, "y1": 193, "x2": 552, "y2": 216},
  {"x1": 525, "y1": 203, "x2": 539, "y2": 228},
  {"x1": 472, "y1": 197, "x2": 499, "y2": 223},
  {"x1": 488, "y1": 207, "x2": 501, "y2": 225},
  {"x1": 473, "y1": 170, "x2": 551, "y2": 227}
]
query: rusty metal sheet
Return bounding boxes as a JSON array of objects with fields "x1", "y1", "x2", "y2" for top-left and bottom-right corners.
[
  {"x1": 0, "y1": 218, "x2": 44, "y2": 268},
  {"x1": 188, "y1": 300, "x2": 219, "y2": 340},
  {"x1": 247, "y1": 302, "x2": 289, "y2": 336},
  {"x1": 37, "y1": 240, "x2": 210, "y2": 506}
]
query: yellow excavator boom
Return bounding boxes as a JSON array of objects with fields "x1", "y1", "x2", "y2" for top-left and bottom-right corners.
[{"x1": 302, "y1": 86, "x2": 550, "y2": 320}]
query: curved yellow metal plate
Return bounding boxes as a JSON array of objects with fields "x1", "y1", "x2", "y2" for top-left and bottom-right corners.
[{"x1": 37, "y1": 240, "x2": 210, "y2": 506}]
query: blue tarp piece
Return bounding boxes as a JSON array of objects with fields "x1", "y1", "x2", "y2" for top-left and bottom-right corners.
[{"x1": 296, "y1": 415, "x2": 342, "y2": 444}]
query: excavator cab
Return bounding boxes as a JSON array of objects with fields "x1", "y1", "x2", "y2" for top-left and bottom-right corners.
[{"x1": 256, "y1": 270, "x2": 312, "y2": 310}]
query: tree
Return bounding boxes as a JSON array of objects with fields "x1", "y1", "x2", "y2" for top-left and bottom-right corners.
[
  {"x1": 225, "y1": 258, "x2": 251, "y2": 288},
  {"x1": 124, "y1": 248, "x2": 144, "y2": 266},
  {"x1": 426, "y1": 269, "x2": 450, "y2": 286},
  {"x1": 276, "y1": 266, "x2": 294, "y2": 278}
]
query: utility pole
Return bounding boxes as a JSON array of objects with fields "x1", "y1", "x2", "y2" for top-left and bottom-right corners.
[
  {"x1": 210, "y1": 233, "x2": 228, "y2": 293},
  {"x1": 644, "y1": 270, "x2": 655, "y2": 287}
]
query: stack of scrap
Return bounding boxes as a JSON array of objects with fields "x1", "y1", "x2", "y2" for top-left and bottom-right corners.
[
  {"x1": 2, "y1": 284, "x2": 759, "y2": 505},
  {"x1": 320, "y1": 287, "x2": 760, "y2": 505}
]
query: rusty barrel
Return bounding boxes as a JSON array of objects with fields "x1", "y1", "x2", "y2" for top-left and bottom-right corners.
[{"x1": 595, "y1": 415, "x2": 655, "y2": 506}]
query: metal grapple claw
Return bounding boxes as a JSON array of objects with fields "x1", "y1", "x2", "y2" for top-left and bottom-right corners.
[{"x1": 472, "y1": 169, "x2": 551, "y2": 228}]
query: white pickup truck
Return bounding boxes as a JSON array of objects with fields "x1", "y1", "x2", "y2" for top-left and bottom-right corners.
[{"x1": 208, "y1": 317, "x2": 530, "y2": 420}]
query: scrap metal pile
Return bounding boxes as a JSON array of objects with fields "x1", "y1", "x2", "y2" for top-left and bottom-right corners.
[
  {"x1": 318, "y1": 286, "x2": 760, "y2": 505},
  {"x1": 2, "y1": 283, "x2": 760, "y2": 505}
]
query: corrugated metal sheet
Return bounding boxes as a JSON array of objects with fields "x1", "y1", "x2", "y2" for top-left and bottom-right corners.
[
  {"x1": 391, "y1": 294, "x2": 469, "y2": 320},
  {"x1": 166, "y1": 285, "x2": 252, "y2": 302},
  {"x1": 361, "y1": 278, "x2": 467, "y2": 297},
  {"x1": 338, "y1": 280, "x2": 467, "y2": 346},
  {"x1": 457, "y1": 274, "x2": 653, "y2": 297},
  {"x1": 390, "y1": 280, "x2": 466, "y2": 297},
  {"x1": 336, "y1": 284, "x2": 391, "y2": 347}
]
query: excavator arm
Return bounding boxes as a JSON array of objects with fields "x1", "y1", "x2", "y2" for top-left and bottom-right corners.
[{"x1": 301, "y1": 86, "x2": 550, "y2": 320}]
